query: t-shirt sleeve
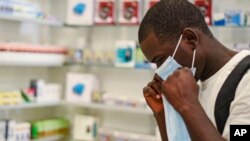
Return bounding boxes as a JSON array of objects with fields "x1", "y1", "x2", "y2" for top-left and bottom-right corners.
[{"x1": 222, "y1": 71, "x2": 250, "y2": 140}]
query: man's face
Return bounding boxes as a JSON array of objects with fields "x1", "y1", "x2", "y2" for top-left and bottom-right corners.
[
  {"x1": 140, "y1": 30, "x2": 208, "y2": 81},
  {"x1": 140, "y1": 33, "x2": 168, "y2": 68},
  {"x1": 140, "y1": 32, "x2": 199, "y2": 72},
  {"x1": 140, "y1": 32, "x2": 172, "y2": 68}
]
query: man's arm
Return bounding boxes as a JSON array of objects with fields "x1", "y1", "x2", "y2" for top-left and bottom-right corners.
[
  {"x1": 180, "y1": 101, "x2": 226, "y2": 141},
  {"x1": 143, "y1": 75, "x2": 168, "y2": 141},
  {"x1": 154, "y1": 110, "x2": 168, "y2": 141}
]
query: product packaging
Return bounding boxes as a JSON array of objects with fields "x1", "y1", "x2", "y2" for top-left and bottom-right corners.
[
  {"x1": 225, "y1": 10, "x2": 245, "y2": 26},
  {"x1": 83, "y1": 48, "x2": 94, "y2": 64},
  {"x1": 194, "y1": 0, "x2": 212, "y2": 25},
  {"x1": 0, "y1": 121, "x2": 6, "y2": 141},
  {"x1": 13, "y1": 122, "x2": 31, "y2": 141},
  {"x1": 66, "y1": 73, "x2": 100, "y2": 103},
  {"x1": 0, "y1": 0, "x2": 40, "y2": 18},
  {"x1": 92, "y1": 50, "x2": 114, "y2": 65},
  {"x1": 118, "y1": 0, "x2": 141, "y2": 24},
  {"x1": 31, "y1": 118, "x2": 69, "y2": 139},
  {"x1": 213, "y1": 12, "x2": 225, "y2": 26},
  {"x1": 73, "y1": 115, "x2": 97, "y2": 141},
  {"x1": 92, "y1": 50, "x2": 104, "y2": 64},
  {"x1": 102, "y1": 92, "x2": 147, "y2": 108},
  {"x1": 65, "y1": 0, "x2": 94, "y2": 25},
  {"x1": 114, "y1": 40, "x2": 136, "y2": 68},
  {"x1": 245, "y1": 11, "x2": 250, "y2": 26},
  {"x1": 95, "y1": 0, "x2": 116, "y2": 24},
  {"x1": 67, "y1": 38, "x2": 86, "y2": 63},
  {"x1": 37, "y1": 84, "x2": 62, "y2": 103},
  {"x1": 29, "y1": 80, "x2": 62, "y2": 103},
  {"x1": 0, "y1": 91, "x2": 22, "y2": 105},
  {"x1": 98, "y1": 128, "x2": 157, "y2": 141},
  {"x1": 101, "y1": 50, "x2": 115, "y2": 65},
  {"x1": 105, "y1": 50, "x2": 116, "y2": 64}
]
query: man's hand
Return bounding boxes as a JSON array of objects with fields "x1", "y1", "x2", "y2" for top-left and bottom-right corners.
[
  {"x1": 144, "y1": 74, "x2": 168, "y2": 141},
  {"x1": 161, "y1": 67, "x2": 200, "y2": 114},
  {"x1": 143, "y1": 74, "x2": 164, "y2": 115},
  {"x1": 160, "y1": 67, "x2": 226, "y2": 141}
]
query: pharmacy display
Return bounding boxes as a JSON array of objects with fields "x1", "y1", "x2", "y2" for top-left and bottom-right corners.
[
  {"x1": 0, "y1": 1, "x2": 250, "y2": 141},
  {"x1": 0, "y1": 43, "x2": 67, "y2": 66},
  {"x1": 0, "y1": 0, "x2": 61, "y2": 25},
  {"x1": 0, "y1": 118, "x2": 69, "y2": 141},
  {"x1": 63, "y1": 0, "x2": 250, "y2": 27},
  {"x1": 1, "y1": 0, "x2": 250, "y2": 27},
  {"x1": 0, "y1": 79, "x2": 62, "y2": 106}
]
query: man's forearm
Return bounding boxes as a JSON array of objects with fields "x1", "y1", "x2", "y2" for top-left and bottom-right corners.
[
  {"x1": 180, "y1": 103, "x2": 226, "y2": 141},
  {"x1": 154, "y1": 110, "x2": 168, "y2": 141}
]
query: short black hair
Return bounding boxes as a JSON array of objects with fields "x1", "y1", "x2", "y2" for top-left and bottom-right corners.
[{"x1": 138, "y1": 0, "x2": 213, "y2": 43}]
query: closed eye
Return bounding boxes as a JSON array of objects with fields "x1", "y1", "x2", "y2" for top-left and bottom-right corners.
[{"x1": 154, "y1": 57, "x2": 165, "y2": 68}]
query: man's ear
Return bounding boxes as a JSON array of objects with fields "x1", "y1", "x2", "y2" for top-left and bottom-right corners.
[{"x1": 182, "y1": 28, "x2": 199, "y2": 50}]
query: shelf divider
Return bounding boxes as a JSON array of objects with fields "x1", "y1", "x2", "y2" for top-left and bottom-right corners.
[
  {"x1": 0, "y1": 14, "x2": 63, "y2": 27},
  {"x1": 65, "y1": 102, "x2": 153, "y2": 115}
]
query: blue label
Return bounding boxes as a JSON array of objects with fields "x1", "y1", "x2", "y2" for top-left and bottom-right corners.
[
  {"x1": 116, "y1": 47, "x2": 133, "y2": 63},
  {"x1": 73, "y1": 83, "x2": 85, "y2": 95},
  {"x1": 73, "y1": 3, "x2": 86, "y2": 15}
]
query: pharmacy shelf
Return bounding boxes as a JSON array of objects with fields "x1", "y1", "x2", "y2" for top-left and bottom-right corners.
[
  {"x1": 0, "y1": 101, "x2": 152, "y2": 114},
  {"x1": 64, "y1": 62, "x2": 153, "y2": 71},
  {"x1": 209, "y1": 25, "x2": 250, "y2": 29},
  {"x1": 31, "y1": 135, "x2": 65, "y2": 141},
  {"x1": 0, "y1": 52, "x2": 66, "y2": 67},
  {"x1": 0, "y1": 14, "x2": 63, "y2": 27},
  {"x1": 63, "y1": 24, "x2": 250, "y2": 29},
  {"x1": 98, "y1": 128, "x2": 158, "y2": 141},
  {"x1": 66, "y1": 102, "x2": 153, "y2": 115},
  {"x1": 0, "y1": 102, "x2": 63, "y2": 110},
  {"x1": 63, "y1": 24, "x2": 140, "y2": 28}
]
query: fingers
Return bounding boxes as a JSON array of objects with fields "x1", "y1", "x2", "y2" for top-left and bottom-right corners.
[
  {"x1": 147, "y1": 68, "x2": 192, "y2": 100},
  {"x1": 143, "y1": 80, "x2": 162, "y2": 99},
  {"x1": 161, "y1": 67, "x2": 195, "y2": 97},
  {"x1": 149, "y1": 80, "x2": 162, "y2": 94},
  {"x1": 154, "y1": 74, "x2": 163, "y2": 84},
  {"x1": 143, "y1": 86, "x2": 157, "y2": 97},
  {"x1": 156, "y1": 94, "x2": 161, "y2": 99},
  {"x1": 144, "y1": 87, "x2": 161, "y2": 100}
]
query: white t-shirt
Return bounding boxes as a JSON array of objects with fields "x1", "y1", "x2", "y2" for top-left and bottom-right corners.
[{"x1": 198, "y1": 50, "x2": 250, "y2": 140}]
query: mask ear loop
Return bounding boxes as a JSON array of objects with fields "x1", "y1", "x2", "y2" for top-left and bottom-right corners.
[
  {"x1": 191, "y1": 49, "x2": 196, "y2": 69},
  {"x1": 172, "y1": 34, "x2": 183, "y2": 59}
]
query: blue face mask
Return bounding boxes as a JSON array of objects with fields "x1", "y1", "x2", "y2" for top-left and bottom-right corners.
[
  {"x1": 154, "y1": 34, "x2": 196, "y2": 141},
  {"x1": 155, "y1": 34, "x2": 196, "y2": 79}
]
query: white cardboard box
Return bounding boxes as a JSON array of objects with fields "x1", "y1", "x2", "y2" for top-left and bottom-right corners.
[
  {"x1": 65, "y1": 0, "x2": 94, "y2": 25},
  {"x1": 66, "y1": 73, "x2": 100, "y2": 103},
  {"x1": 73, "y1": 115, "x2": 97, "y2": 141}
]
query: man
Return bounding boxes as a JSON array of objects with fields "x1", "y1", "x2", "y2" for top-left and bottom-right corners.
[{"x1": 138, "y1": 0, "x2": 250, "y2": 141}]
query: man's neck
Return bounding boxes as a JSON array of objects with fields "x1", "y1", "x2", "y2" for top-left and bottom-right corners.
[{"x1": 200, "y1": 40, "x2": 237, "y2": 81}]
